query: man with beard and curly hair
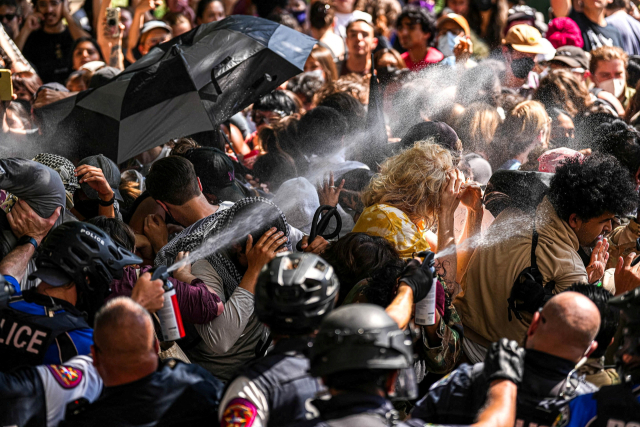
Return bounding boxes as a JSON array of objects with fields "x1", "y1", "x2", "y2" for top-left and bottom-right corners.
[{"x1": 455, "y1": 154, "x2": 640, "y2": 363}]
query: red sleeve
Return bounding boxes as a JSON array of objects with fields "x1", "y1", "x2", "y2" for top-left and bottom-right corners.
[{"x1": 169, "y1": 276, "x2": 224, "y2": 324}]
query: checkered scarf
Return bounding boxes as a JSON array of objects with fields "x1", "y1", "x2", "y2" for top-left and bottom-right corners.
[
  {"x1": 155, "y1": 197, "x2": 290, "y2": 299},
  {"x1": 32, "y1": 153, "x2": 79, "y2": 209}
]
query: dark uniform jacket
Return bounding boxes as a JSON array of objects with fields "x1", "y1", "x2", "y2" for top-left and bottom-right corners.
[
  {"x1": 220, "y1": 336, "x2": 323, "y2": 426},
  {"x1": 61, "y1": 358, "x2": 224, "y2": 426},
  {"x1": 412, "y1": 350, "x2": 597, "y2": 427},
  {"x1": 0, "y1": 289, "x2": 92, "y2": 371}
]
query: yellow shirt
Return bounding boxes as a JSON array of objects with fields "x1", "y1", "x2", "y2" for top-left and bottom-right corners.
[{"x1": 352, "y1": 203, "x2": 430, "y2": 259}]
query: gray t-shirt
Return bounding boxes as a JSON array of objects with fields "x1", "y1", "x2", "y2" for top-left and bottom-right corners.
[
  {"x1": 606, "y1": 11, "x2": 640, "y2": 55},
  {"x1": 185, "y1": 258, "x2": 268, "y2": 382}
]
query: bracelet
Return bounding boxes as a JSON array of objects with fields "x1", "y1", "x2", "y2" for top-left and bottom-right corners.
[{"x1": 99, "y1": 194, "x2": 115, "y2": 206}]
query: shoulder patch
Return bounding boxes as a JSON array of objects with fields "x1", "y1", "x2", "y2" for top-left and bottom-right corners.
[
  {"x1": 221, "y1": 398, "x2": 258, "y2": 427},
  {"x1": 552, "y1": 404, "x2": 570, "y2": 427},
  {"x1": 46, "y1": 364, "x2": 83, "y2": 389}
]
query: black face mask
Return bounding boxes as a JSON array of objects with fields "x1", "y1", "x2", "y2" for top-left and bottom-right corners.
[{"x1": 511, "y1": 57, "x2": 535, "y2": 79}]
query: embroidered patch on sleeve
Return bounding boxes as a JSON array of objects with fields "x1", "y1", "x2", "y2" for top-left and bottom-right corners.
[
  {"x1": 221, "y1": 398, "x2": 258, "y2": 427},
  {"x1": 46, "y1": 364, "x2": 83, "y2": 389}
]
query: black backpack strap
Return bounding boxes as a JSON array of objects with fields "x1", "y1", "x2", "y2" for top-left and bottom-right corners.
[
  {"x1": 530, "y1": 226, "x2": 543, "y2": 282},
  {"x1": 55, "y1": 332, "x2": 80, "y2": 362},
  {"x1": 508, "y1": 222, "x2": 555, "y2": 322}
]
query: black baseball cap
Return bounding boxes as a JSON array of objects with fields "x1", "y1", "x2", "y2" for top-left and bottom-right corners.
[
  {"x1": 399, "y1": 121, "x2": 461, "y2": 153},
  {"x1": 184, "y1": 148, "x2": 245, "y2": 203},
  {"x1": 551, "y1": 45, "x2": 589, "y2": 70},
  {"x1": 77, "y1": 154, "x2": 123, "y2": 202}
]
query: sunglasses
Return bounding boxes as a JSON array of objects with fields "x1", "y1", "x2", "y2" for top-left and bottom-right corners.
[{"x1": 0, "y1": 13, "x2": 16, "y2": 21}]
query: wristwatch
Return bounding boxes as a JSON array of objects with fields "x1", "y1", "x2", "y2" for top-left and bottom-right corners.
[
  {"x1": 99, "y1": 194, "x2": 115, "y2": 206},
  {"x1": 17, "y1": 235, "x2": 38, "y2": 251}
]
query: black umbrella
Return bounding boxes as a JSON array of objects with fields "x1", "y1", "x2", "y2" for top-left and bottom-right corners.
[{"x1": 38, "y1": 16, "x2": 316, "y2": 163}]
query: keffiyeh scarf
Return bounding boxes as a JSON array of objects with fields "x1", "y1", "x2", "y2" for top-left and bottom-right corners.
[{"x1": 155, "y1": 197, "x2": 290, "y2": 299}]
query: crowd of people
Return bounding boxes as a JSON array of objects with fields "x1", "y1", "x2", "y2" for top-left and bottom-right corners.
[{"x1": 2, "y1": 0, "x2": 640, "y2": 425}]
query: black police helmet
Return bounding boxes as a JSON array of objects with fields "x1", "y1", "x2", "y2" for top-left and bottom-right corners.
[
  {"x1": 30, "y1": 222, "x2": 142, "y2": 291},
  {"x1": 255, "y1": 253, "x2": 339, "y2": 335},
  {"x1": 309, "y1": 304, "x2": 413, "y2": 378}
]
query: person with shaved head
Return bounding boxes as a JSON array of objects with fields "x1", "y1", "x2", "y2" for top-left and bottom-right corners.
[
  {"x1": 61, "y1": 297, "x2": 225, "y2": 426},
  {"x1": 411, "y1": 292, "x2": 601, "y2": 427}
]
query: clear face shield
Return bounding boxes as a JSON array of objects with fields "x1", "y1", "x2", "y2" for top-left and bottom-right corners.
[
  {"x1": 389, "y1": 365, "x2": 419, "y2": 401},
  {"x1": 387, "y1": 327, "x2": 419, "y2": 401}
]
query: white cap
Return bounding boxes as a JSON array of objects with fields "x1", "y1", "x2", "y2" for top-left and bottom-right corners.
[
  {"x1": 80, "y1": 61, "x2": 107, "y2": 72},
  {"x1": 141, "y1": 20, "x2": 172, "y2": 35},
  {"x1": 347, "y1": 11, "x2": 374, "y2": 28}
]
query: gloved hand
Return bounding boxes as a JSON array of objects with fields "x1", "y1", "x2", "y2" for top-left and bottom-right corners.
[
  {"x1": 482, "y1": 338, "x2": 525, "y2": 385},
  {"x1": 399, "y1": 259, "x2": 433, "y2": 302}
]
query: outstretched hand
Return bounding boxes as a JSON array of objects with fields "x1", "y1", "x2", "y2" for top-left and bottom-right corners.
[
  {"x1": 245, "y1": 228, "x2": 288, "y2": 273},
  {"x1": 614, "y1": 251, "x2": 640, "y2": 295},
  {"x1": 586, "y1": 238, "x2": 609, "y2": 284},
  {"x1": 317, "y1": 172, "x2": 345, "y2": 207}
]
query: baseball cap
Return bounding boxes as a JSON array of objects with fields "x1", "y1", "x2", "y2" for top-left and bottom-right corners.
[
  {"x1": 502, "y1": 24, "x2": 554, "y2": 55},
  {"x1": 77, "y1": 154, "x2": 123, "y2": 202},
  {"x1": 507, "y1": 5, "x2": 536, "y2": 23},
  {"x1": 399, "y1": 121, "x2": 461, "y2": 154},
  {"x1": 464, "y1": 153, "x2": 492, "y2": 185},
  {"x1": 141, "y1": 20, "x2": 172, "y2": 35},
  {"x1": 538, "y1": 148, "x2": 584, "y2": 173},
  {"x1": 550, "y1": 45, "x2": 589, "y2": 70},
  {"x1": 89, "y1": 66, "x2": 121, "y2": 89},
  {"x1": 183, "y1": 147, "x2": 245, "y2": 203},
  {"x1": 346, "y1": 11, "x2": 374, "y2": 30},
  {"x1": 436, "y1": 13, "x2": 471, "y2": 37},
  {"x1": 80, "y1": 61, "x2": 107, "y2": 73}
]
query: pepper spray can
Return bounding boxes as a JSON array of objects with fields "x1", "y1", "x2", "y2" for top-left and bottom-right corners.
[
  {"x1": 413, "y1": 251, "x2": 437, "y2": 326},
  {"x1": 151, "y1": 266, "x2": 185, "y2": 341}
]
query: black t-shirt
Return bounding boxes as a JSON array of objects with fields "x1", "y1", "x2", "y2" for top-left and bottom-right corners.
[
  {"x1": 569, "y1": 9, "x2": 622, "y2": 51},
  {"x1": 22, "y1": 28, "x2": 74, "y2": 84}
]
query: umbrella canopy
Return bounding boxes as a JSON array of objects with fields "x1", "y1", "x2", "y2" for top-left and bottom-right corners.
[{"x1": 38, "y1": 16, "x2": 316, "y2": 163}]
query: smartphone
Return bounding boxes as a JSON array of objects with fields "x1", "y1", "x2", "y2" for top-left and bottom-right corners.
[
  {"x1": 0, "y1": 69, "x2": 12, "y2": 102},
  {"x1": 106, "y1": 7, "x2": 121, "y2": 38}
]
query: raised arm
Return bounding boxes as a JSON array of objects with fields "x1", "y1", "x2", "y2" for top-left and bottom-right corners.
[
  {"x1": 126, "y1": 0, "x2": 154, "y2": 64},
  {"x1": 62, "y1": 0, "x2": 91, "y2": 40},
  {"x1": 551, "y1": 0, "x2": 571, "y2": 17},
  {"x1": 96, "y1": 0, "x2": 125, "y2": 70},
  {"x1": 0, "y1": 201, "x2": 60, "y2": 282},
  {"x1": 436, "y1": 169, "x2": 464, "y2": 295}
]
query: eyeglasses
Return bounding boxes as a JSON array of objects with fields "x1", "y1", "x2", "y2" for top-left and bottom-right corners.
[{"x1": 0, "y1": 13, "x2": 16, "y2": 21}]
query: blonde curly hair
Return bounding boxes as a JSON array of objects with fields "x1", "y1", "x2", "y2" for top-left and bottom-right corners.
[{"x1": 362, "y1": 140, "x2": 454, "y2": 227}]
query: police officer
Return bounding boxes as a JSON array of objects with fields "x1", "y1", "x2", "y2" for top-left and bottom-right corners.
[
  {"x1": 553, "y1": 287, "x2": 640, "y2": 427},
  {"x1": 412, "y1": 292, "x2": 601, "y2": 427},
  {"x1": 218, "y1": 253, "x2": 340, "y2": 427},
  {"x1": 61, "y1": 297, "x2": 225, "y2": 426},
  {"x1": 290, "y1": 303, "x2": 525, "y2": 427},
  {"x1": 0, "y1": 273, "x2": 103, "y2": 427},
  {"x1": 0, "y1": 221, "x2": 149, "y2": 370}
]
